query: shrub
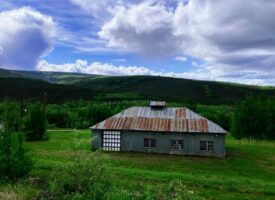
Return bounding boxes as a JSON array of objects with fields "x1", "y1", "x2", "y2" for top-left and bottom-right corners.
[
  {"x1": 40, "y1": 151, "x2": 110, "y2": 200},
  {"x1": 0, "y1": 131, "x2": 32, "y2": 179},
  {"x1": 0, "y1": 100, "x2": 21, "y2": 132},
  {"x1": 23, "y1": 102, "x2": 46, "y2": 141},
  {"x1": 46, "y1": 107, "x2": 72, "y2": 128},
  {"x1": 161, "y1": 179, "x2": 201, "y2": 200}
]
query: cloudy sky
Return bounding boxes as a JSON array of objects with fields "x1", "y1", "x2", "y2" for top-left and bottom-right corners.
[{"x1": 0, "y1": 0, "x2": 275, "y2": 85}]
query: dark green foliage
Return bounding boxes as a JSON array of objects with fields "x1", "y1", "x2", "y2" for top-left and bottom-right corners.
[
  {"x1": 197, "y1": 105, "x2": 232, "y2": 131},
  {"x1": 23, "y1": 103, "x2": 46, "y2": 141},
  {"x1": 45, "y1": 100, "x2": 147, "y2": 129},
  {"x1": 231, "y1": 96, "x2": 275, "y2": 140},
  {"x1": 0, "y1": 131, "x2": 32, "y2": 179},
  {"x1": 87, "y1": 103, "x2": 116, "y2": 125},
  {"x1": 0, "y1": 77, "x2": 97, "y2": 103},
  {"x1": 76, "y1": 75, "x2": 275, "y2": 104},
  {"x1": 0, "y1": 99, "x2": 232, "y2": 133},
  {"x1": 266, "y1": 99, "x2": 275, "y2": 139},
  {"x1": 46, "y1": 105, "x2": 72, "y2": 128},
  {"x1": 0, "y1": 100, "x2": 47, "y2": 140},
  {"x1": 44, "y1": 100, "x2": 232, "y2": 131},
  {"x1": 203, "y1": 85, "x2": 213, "y2": 104},
  {"x1": 0, "y1": 100, "x2": 21, "y2": 132}
]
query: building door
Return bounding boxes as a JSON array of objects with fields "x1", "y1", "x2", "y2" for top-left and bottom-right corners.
[{"x1": 102, "y1": 131, "x2": 121, "y2": 151}]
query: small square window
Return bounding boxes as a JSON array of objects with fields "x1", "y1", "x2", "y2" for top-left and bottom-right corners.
[
  {"x1": 178, "y1": 140, "x2": 184, "y2": 150},
  {"x1": 144, "y1": 138, "x2": 156, "y2": 148},
  {"x1": 171, "y1": 140, "x2": 177, "y2": 147},
  {"x1": 200, "y1": 141, "x2": 214, "y2": 151},
  {"x1": 171, "y1": 140, "x2": 184, "y2": 150},
  {"x1": 200, "y1": 141, "x2": 207, "y2": 151},
  {"x1": 208, "y1": 141, "x2": 214, "y2": 151}
]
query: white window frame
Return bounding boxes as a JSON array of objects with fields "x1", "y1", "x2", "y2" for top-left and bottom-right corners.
[
  {"x1": 102, "y1": 131, "x2": 121, "y2": 151},
  {"x1": 171, "y1": 139, "x2": 184, "y2": 150},
  {"x1": 144, "y1": 138, "x2": 156, "y2": 148},
  {"x1": 200, "y1": 140, "x2": 214, "y2": 151}
]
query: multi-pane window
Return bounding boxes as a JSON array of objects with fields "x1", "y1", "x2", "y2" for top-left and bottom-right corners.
[
  {"x1": 103, "y1": 131, "x2": 120, "y2": 151},
  {"x1": 208, "y1": 141, "x2": 214, "y2": 151},
  {"x1": 200, "y1": 141, "x2": 214, "y2": 151},
  {"x1": 144, "y1": 138, "x2": 156, "y2": 148},
  {"x1": 200, "y1": 141, "x2": 207, "y2": 151},
  {"x1": 171, "y1": 140, "x2": 184, "y2": 150}
]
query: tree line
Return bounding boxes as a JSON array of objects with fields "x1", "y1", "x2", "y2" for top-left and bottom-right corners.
[{"x1": 231, "y1": 96, "x2": 275, "y2": 140}]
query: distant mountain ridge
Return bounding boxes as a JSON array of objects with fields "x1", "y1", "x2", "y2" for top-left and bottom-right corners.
[{"x1": 0, "y1": 68, "x2": 275, "y2": 104}]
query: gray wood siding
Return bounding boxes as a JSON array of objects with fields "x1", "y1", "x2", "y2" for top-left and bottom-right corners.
[
  {"x1": 91, "y1": 131, "x2": 102, "y2": 150},
  {"x1": 92, "y1": 130, "x2": 225, "y2": 157}
]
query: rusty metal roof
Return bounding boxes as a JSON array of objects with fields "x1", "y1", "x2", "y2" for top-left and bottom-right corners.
[{"x1": 91, "y1": 107, "x2": 227, "y2": 134}]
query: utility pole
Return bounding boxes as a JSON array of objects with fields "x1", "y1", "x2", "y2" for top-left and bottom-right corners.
[
  {"x1": 43, "y1": 92, "x2": 48, "y2": 114},
  {"x1": 19, "y1": 91, "x2": 24, "y2": 131}
]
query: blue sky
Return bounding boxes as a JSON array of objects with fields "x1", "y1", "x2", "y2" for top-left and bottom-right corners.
[{"x1": 0, "y1": 0, "x2": 275, "y2": 85}]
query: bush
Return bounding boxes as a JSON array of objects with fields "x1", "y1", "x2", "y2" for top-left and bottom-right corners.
[
  {"x1": 0, "y1": 131, "x2": 32, "y2": 179},
  {"x1": 40, "y1": 151, "x2": 110, "y2": 200},
  {"x1": 0, "y1": 100, "x2": 21, "y2": 132},
  {"x1": 46, "y1": 106, "x2": 72, "y2": 128},
  {"x1": 161, "y1": 179, "x2": 201, "y2": 200},
  {"x1": 23, "y1": 102, "x2": 46, "y2": 141}
]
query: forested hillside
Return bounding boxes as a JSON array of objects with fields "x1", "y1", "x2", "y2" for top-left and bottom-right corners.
[
  {"x1": 0, "y1": 77, "x2": 97, "y2": 103},
  {"x1": 76, "y1": 75, "x2": 275, "y2": 103},
  {"x1": 1, "y1": 69, "x2": 275, "y2": 104}
]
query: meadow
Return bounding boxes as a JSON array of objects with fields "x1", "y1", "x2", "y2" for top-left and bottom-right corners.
[{"x1": 1, "y1": 130, "x2": 275, "y2": 200}]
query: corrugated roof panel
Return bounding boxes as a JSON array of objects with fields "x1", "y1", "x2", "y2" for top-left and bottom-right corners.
[{"x1": 92, "y1": 106, "x2": 226, "y2": 134}]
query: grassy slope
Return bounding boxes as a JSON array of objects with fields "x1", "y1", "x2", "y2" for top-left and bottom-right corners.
[
  {"x1": 76, "y1": 76, "x2": 275, "y2": 104},
  {"x1": 0, "y1": 69, "x2": 25, "y2": 78},
  {"x1": 1, "y1": 130, "x2": 274, "y2": 200}
]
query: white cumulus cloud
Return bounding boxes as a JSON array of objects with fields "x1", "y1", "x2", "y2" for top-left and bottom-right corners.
[
  {"x1": 0, "y1": 7, "x2": 57, "y2": 70},
  {"x1": 37, "y1": 60, "x2": 156, "y2": 76},
  {"x1": 37, "y1": 59, "x2": 275, "y2": 85},
  {"x1": 97, "y1": 0, "x2": 275, "y2": 84},
  {"x1": 174, "y1": 56, "x2": 187, "y2": 62},
  {"x1": 70, "y1": 0, "x2": 123, "y2": 19},
  {"x1": 99, "y1": 2, "x2": 183, "y2": 57}
]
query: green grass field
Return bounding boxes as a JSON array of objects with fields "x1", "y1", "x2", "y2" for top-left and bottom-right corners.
[{"x1": 1, "y1": 130, "x2": 275, "y2": 200}]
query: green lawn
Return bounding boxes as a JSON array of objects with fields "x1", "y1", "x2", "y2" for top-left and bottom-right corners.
[{"x1": 1, "y1": 130, "x2": 275, "y2": 200}]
